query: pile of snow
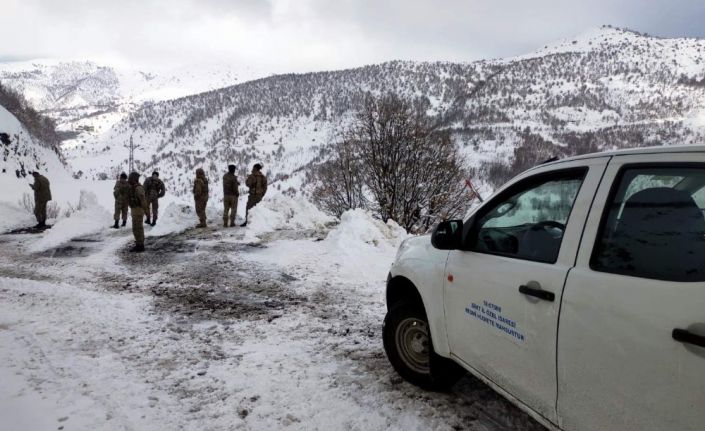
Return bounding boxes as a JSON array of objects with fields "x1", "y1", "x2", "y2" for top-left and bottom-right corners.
[
  {"x1": 27, "y1": 191, "x2": 110, "y2": 253},
  {"x1": 241, "y1": 208, "x2": 408, "y2": 287},
  {"x1": 325, "y1": 209, "x2": 407, "y2": 253},
  {"x1": 0, "y1": 202, "x2": 34, "y2": 233},
  {"x1": 146, "y1": 202, "x2": 197, "y2": 237},
  {"x1": 320, "y1": 209, "x2": 408, "y2": 281},
  {"x1": 244, "y1": 195, "x2": 335, "y2": 241}
]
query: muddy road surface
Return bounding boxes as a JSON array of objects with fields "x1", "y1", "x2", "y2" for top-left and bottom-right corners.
[{"x1": 0, "y1": 226, "x2": 545, "y2": 430}]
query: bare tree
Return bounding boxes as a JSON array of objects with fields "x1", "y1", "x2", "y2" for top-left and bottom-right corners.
[
  {"x1": 313, "y1": 93, "x2": 471, "y2": 232},
  {"x1": 310, "y1": 138, "x2": 367, "y2": 217}
]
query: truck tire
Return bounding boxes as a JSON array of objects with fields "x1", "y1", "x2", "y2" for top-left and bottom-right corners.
[{"x1": 383, "y1": 301, "x2": 464, "y2": 391}]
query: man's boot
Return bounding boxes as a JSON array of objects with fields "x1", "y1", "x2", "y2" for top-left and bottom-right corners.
[
  {"x1": 129, "y1": 243, "x2": 145, "y2": 253},
  {"x1": 224, "y1": 219, "x2": 228, "y2": 228},
  {"x1": 240, "y1": 211, "x2": 248, "y2": 227},
  {"x1": 122, "y1": 219, "x2": 127, "y2": 227},
  {"x1": 151, "y1": 218, "x2": 157, "y2": 227},
  {"x1": 145, "y1": 217, "x2": 151, "y2": 225},
  {"x1": 112, "y1": 220, "x2": 119, "y2": 229}
]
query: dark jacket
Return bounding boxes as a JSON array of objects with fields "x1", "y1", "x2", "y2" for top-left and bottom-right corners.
[
  {"x1": 222, "y1": 172, "x2": 240, "y2": 196},
  {"x1": 144, "y1": 177, "x2": 166, "y2": 200},
  {"x1": 193, "y1": 168, "x2": 209, "y2": 200},
  {"x1": 31, "y1": 174, "x2": 52, "y2": 202},
  {"x1": 113, "y1": 179, "x2": 130, "y2": 204},
  {"x1": 245, "y1": 171, "x2": 267, "y2": 197}
]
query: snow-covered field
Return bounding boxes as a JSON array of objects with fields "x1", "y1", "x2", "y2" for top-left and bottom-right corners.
[{"x1": 0, "y1": 192, "x2": 543, "y2": 431}]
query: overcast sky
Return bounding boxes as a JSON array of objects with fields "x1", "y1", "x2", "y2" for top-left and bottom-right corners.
[{"x1": 3, "y1": 0, "x2": 705, "y2": 74}]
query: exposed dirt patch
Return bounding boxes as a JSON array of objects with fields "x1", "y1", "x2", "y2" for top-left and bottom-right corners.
[
  {"x1": 3, "y1": 225, "x2": 52, "y2": 235},
  {"x1": 39, "y1": 244, "x2": 91, "y2": 258}
]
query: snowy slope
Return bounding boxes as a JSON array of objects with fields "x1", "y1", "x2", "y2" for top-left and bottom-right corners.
[
  {"x1": 56, "y1": 27, "x2": 705, "y2": 197},
  {"x1": 62, "y1": 60, "x2": 487, "y2": 198},
  {"x1": 6, "y1": 26, "x2": 705, "y2": 199},
  {"x1": 0, "y1": 104, "x2": 131, "y2": 234},
  {"x1": 0, "y1": 105, "x2": 69, "y2": 187},
  {"x1": 0, "y1": 60, "x2": 270, "y2": 171}
]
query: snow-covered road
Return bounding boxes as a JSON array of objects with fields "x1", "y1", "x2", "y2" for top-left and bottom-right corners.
[{"x1": 0, "y1": 213, "x2": 544, "y2": 431}]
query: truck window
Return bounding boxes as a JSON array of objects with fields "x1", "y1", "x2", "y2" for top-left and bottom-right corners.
[
  {"x1": 592, "y1": 166, "x2": 705, "y2": 282},
  {"x1": 466, "y1": 169, "x2": 586, "y2": 263}
]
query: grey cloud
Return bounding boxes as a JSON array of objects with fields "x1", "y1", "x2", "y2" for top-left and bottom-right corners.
[{"x1": 2, "y1": 0, "x2": 704, "y2": 71}]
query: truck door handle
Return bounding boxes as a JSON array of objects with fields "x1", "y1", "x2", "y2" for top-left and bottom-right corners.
[
  {"x1": 672, "y1": 328, "x2": 705, "y2": 348},
  {"x1": 518, "y1": 285, "x2": 555, "y2": 302}
]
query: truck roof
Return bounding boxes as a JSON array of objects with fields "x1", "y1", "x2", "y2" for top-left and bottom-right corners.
[{"x1": 537, "y1": 144, "x2": 705, "y2": 169}]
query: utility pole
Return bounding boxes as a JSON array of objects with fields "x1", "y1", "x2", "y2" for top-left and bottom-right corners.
[{"x1": 124, "y1": 135, "x2": 141, "y2": 173}]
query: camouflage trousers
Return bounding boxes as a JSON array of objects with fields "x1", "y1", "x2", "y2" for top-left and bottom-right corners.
[
  {"x1": 147, "y1": 197, "x2": 159, "y2": 221},
  {"x1": 223, "y1": 195, "x2": 238, "y2": 226},
  {"x1": 246, "y1": 193, "x2": 263, "y2": 210},
  {"x1": 114, "y1": 201, "x2": 128, "y2": 222},
  {"x1": 195, "y1": 198, "x2": 208, "y2": 225},
  {"x1": 131, "y1": 207, "x2": 145, "y2": 245},
  {"x1": 34, "y1": 199, "x2": 48, "y2": 223}
]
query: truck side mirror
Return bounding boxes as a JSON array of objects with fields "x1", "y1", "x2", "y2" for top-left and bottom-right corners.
[{"x1": 431, "y1": 219, "x2": 463, "y2": 250}]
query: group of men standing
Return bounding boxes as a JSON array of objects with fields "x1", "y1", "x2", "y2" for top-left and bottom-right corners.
[
  {"x1": 114, "y1": 163, "x2": 267, "y2": 252},
  {"x1": 112, "y1": 171, "x2": 165, "y2": 230},
  {"x1": 25, "y1": 163, "x2": 268, "y2": 252}
]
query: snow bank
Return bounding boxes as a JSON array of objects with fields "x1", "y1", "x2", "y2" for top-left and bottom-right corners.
[
  {"x1": 244, "y1": 195, "x2": 335, "y2": 241},
  {"x1": 27, "y1": 191, "x2": 110, "y2": 253},
  {"x1": 320, "y1": 209, "x2": 408, "y2": 281},
  {"x1": 241, "y1": 208, "x2": 408, "y2": 288},
  {"x1": 0, "y1": 202, "x2": 35, "y2": 233},
  {"x1": 146, "y1": 202, "x2": 196, "y2": 237},
  {"x1": 325, "y1": 209, "x2": 407, "y2": 253}
]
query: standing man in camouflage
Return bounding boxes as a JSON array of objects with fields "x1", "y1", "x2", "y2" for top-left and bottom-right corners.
[
  {"x1": 112, "y1": 172, "x2": 130, "y2": 229},
  {"x1": 127, "y1": 172, "x2": 149, "y2": 252},
  {"x1": 241, "y1": 163, "x2": 267, "y2": 227},
  {"x1": 222, "y1": 164, "x2": 239, "y2": 227},
  {"x1": 193, "y1": 168, "x2": 209, "y2": 228},
  {"x1": 29, "y1": 171, "x2": 52, "y2": 229},
  {"x1": 143, "y1": 171, "x2": 166, "y2": 226}
]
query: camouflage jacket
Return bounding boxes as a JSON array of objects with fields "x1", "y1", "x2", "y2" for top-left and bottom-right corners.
[
  {"x1": 222, "y1": 172, "x2": 240, "y2": 196},
  {"x1": 193, "y1": 177, "x2": 209, "y2": 200},
  {"x1": 128, "y1": 184, "x2": 149, "y2": 211},
  {"x1": 143, "y1": 177, "x2": 166, "y2": 200},
  {"x1": 31, "y1": 175, "x2": 52, "y2": 202},
  {"x1": 113, "y1": 179, "x2": 130, "y2": 204},
  {"x1": 245, "y1": 172, "x2": 267, "y2": 197}
]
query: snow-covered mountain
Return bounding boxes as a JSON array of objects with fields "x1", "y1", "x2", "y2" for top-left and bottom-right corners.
[
  {"x1": 0, "y1": 60, "x2": 268, "y2": 161},
  {"x1": 6, "y1": 26, "x2": 705, "y2": 198},
  {"x1": 0, "y1": 59, "x2": 266, "y2": 114}
]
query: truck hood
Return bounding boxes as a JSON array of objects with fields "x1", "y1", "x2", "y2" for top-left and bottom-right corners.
[{"x1": 394, "y1": 234, "x2": 446, "y2": 263}]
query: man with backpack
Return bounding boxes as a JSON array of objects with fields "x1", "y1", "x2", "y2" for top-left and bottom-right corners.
[
  {"x1": 143, "y1": 171, "x2": 165, "y2": 226},
  {"x1": 222, "y1": 164, "x2": 240, "y2": 227},
  {"x1": 127, "y1": 172, "x2": 149, "y2": 252},
  {"x1": 241, "y1": 163, "x2": 267, "y2": 227}
]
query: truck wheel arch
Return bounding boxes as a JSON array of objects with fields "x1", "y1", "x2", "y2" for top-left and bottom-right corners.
[{"x1": 386, "y1": 276, "x2": 424, "y2": 311}]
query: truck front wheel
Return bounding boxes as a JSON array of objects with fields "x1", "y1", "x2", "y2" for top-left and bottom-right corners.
[{"x1": 383, "y1": 301, "x2": 464, "y2": 391}]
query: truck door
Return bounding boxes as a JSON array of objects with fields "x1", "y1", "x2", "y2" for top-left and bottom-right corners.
[
  {"x1": 444, "y1": 157, "x2": 608, "y2": 424},
  {"x1": 558, "y1": 154, "x2": 705, "y2": 431}
]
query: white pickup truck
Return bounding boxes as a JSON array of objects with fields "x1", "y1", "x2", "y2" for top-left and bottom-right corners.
[{"x1": 383, "y1": 145, "x2": 705, "y2": 431}]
